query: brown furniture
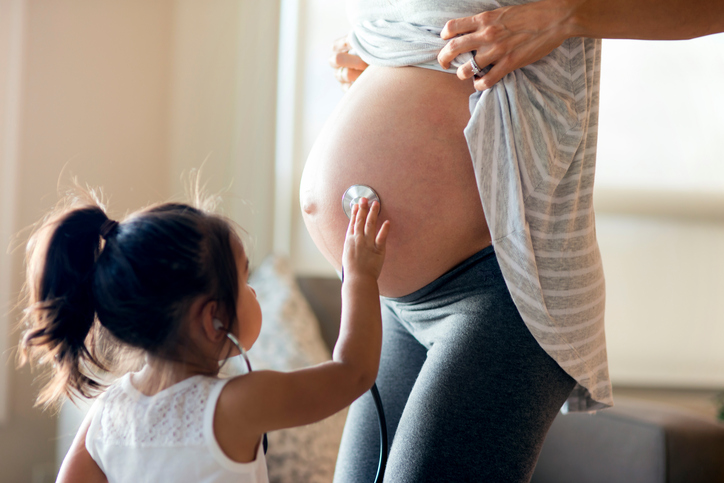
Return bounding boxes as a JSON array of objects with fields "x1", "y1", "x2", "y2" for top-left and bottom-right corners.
[{"x1": 296, "y1": 276, "x2": 724, "y2": 483}]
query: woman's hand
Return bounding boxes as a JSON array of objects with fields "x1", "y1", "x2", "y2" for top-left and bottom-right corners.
[
  {"x1": 329, "y1": 34, "x2": 368, "y2": 91},
  {"x1": 437, "y1": 0, "x2": 574, "y2": 91}
]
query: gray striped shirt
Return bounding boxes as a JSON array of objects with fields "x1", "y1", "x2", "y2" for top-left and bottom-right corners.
[{"x1": 348, "y1": 0, "x2": 612, "y2": 412}]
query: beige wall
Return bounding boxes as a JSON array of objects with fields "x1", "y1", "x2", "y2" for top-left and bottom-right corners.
[
  {"x1": 168, "y1": 0, "x2": 279, "y2": 268},
  {"x1": 1, "y1": 1, "x2": 174, "y2": 481},
  {"x1": 595, "y1": 191, "x2": 724, "y2": 388},
  {"x1": 0, "y1": 1, "x2": 280, "y2": 481}
]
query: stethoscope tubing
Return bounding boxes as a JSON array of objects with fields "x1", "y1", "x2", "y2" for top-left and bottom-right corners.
[{"x1": 370, "y1": 382, "x2": 388, "y2": 483}]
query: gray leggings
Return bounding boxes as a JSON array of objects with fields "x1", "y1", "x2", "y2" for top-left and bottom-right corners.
[{"x1": 333, "y1": 246, "x2": 576, "y2": 483}]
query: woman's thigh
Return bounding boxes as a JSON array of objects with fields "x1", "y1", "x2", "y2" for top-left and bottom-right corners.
[
  {"x1": 385, "y1": 286, "x2": 575, "y2": 482},
  {"x1": 384, "y1": 249, "x2": 575, "y2": 482},
  {"x1": 335, "y1": 248, "x2": 576, "y2": 483},
  {"x1": 334, "y1": 303, "x2": 428, "y2": 483}
]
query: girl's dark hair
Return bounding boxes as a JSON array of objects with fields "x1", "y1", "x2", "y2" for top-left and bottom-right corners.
[{"x1": 18, "y1": 193, "x2": 242, "y2": 408}]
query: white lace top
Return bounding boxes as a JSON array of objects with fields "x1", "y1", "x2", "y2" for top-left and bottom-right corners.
[{"x1": 86, "y1": 373, "x2": 269, "y2": 483}]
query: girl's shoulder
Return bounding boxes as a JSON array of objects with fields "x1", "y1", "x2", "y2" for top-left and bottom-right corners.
[{"x1": 89, "y1": 373, "x2": 229, "y2": 444}]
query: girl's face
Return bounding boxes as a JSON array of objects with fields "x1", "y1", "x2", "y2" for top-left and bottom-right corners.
[{"x1": 234, "y1": 242, "x2": 262, "y2": 351}]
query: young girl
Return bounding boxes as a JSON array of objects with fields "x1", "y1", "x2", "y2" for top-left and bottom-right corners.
[{"x1": 19, "y1": 192, "x2": 389, "y2": 483}]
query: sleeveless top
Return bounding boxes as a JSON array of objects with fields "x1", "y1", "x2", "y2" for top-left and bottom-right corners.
[
  {"x1": 347, "y1": 0, "x2": 612, "y2": 412},
  {"x1": 86, "y1": 373, "x2": 269, "y2": 482}
]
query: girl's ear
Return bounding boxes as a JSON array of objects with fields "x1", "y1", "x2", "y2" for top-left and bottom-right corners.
[{"x1": 199, "y1": 299, "x2": 225, "y2": 343}]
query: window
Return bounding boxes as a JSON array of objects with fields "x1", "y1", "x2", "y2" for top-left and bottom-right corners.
[{"x1": 597, "y1": 35, "x2": 724, "y2": 193}]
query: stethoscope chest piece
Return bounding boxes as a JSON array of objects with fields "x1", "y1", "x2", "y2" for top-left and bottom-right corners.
[{"x1": 342, "y1": 184, "x2": 381, "y2": 219}]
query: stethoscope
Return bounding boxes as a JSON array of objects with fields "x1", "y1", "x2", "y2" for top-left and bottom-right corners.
[
  {"x1": 342, "y1": 185, "x2": 389, "y2": 483},
  {"x1": 219, "y1": 328, "x2": 269, "y2": 455}
]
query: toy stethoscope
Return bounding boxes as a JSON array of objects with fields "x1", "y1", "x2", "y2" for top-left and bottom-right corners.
[{"x1": 342, "y1": 185, "x2": 388, "y2": 483}]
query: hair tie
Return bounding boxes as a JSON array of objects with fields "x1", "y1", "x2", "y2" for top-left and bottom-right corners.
[{"x1": 99, "y1": 219, "x2": 119, "y2": 240}]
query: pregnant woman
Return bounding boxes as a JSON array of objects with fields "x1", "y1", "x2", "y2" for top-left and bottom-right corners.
[{"x1": 301, "y1": 1, "x2": 611, "y2": 481}]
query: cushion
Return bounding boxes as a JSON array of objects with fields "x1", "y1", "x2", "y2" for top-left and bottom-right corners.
[{"x1": 246, "y1": 255, "x2": 347, "y2": 483}]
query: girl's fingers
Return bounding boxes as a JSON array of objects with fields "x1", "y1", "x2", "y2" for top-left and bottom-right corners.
[
  {"x1": 347, "y1": 203, "x2": 359, "y2": 237},
  {"x1": 364, "y1": 201, "x2": 379, "y2": 237},
  {"x1": 375, "y1": 220, "x2": 390, "y2": 249},
  {"x1": 354, "y1": 199, "x2": 368, "y2": 234}
]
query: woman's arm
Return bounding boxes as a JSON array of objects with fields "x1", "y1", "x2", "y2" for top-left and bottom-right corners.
[
  {"x1": 438, "y1": 0, "x2": 724, "y2": 90},
  {"x1": 566, "y1": 0, "x2": 724, "y2": 40}
]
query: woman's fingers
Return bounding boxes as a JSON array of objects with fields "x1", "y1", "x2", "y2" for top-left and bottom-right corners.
[
  {"x1": 438, "y1": 32, "x2": 485, "y2": 70},
  {"x1": 334, "y1": 66, "x2": 365, "y2": 85},
  {"x1": 472, "y1": 59, "x2": 513, "y2": 91},
  {"x1": 455, "y1": 57, "x2": 481, "y2": 80},
  {"x1": 330, "y1": 32, "x2": 368, "y2": 89},
  {"x1": 334, "y1": 67, "x2": 349, "y2": 83},
  {"x1": 332, "y1": 34, "x2": 351, "y2": 54},
  {"x1": 438, "y1": 11, "x2": 501, "y2": 69},
  {"x1": 440, "y1": 3, "x2": 568, "y2": 90},
  {"x1": 440, "y1": 13, "x2": 485, "y2": 40},
  {"x1": 346, "y1": 68, "x2": 364, "y2": 83},
  {"x1": 329, "y1": 51, "x2": 368, "y2": 71}
]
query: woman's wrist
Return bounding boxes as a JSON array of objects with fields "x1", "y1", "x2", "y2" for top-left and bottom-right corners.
[{"x1": 549, "y1": 0, "x2": 588, "y2": 40}]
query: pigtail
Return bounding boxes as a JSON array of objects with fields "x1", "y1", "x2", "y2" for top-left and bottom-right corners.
[{"x1": 19, "y1": 205, "x2": 110, "y2": 408}]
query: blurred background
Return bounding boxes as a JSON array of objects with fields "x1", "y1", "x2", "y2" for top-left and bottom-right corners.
[{"x1": 0, "y1": 1, "x2": 722, "y2": 481}]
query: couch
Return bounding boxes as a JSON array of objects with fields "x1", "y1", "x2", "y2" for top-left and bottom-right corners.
[{"x1": 294, "y1": 274, "x2": 724, "y2": 483}]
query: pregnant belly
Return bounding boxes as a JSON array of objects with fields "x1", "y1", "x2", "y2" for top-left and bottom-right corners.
[{"x1": 300, "y1": 66, "x2": 491, "y2": 297}]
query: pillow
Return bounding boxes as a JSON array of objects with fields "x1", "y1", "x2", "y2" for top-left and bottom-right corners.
[{"x1": 246, "y1": 254, "x2": 347, "y2": 483}]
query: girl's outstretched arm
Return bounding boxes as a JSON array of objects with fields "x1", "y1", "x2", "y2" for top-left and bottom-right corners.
[
  {"x1": 438, "y1": 0, "x2": 724, "y2": 91},
  {"x1": 215, "y1": 199, "x2": 389, "y2": 447},
  {"x1": 56, "y1": 410, "x2": 107, "y2": 483}
]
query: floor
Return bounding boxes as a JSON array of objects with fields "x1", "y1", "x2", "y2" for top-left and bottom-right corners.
[{"x1": 613, "y1": 385, "x2": 724, "y2": 420}]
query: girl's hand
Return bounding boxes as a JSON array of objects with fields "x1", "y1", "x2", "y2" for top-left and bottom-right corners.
[
  {"x1": 437, "y1": 0, "x2": 572, "y2": 91},
  {"x1": 342, "y1": 199, "x2": 389, "y2": 281},
  {"x1": 329, "y1": 34, "x2": 369, "y2": 91}
]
